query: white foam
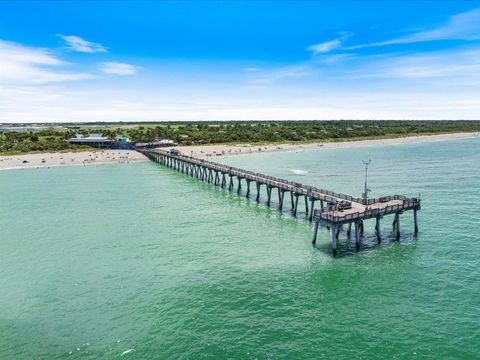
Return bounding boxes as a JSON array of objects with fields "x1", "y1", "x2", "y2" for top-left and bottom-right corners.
[
  {"x1": 121, "y1": 349, "x2": 135, "y2": 356},
  {"x1": 289, "y1": 169, "x2": 308, "y2": 175}
]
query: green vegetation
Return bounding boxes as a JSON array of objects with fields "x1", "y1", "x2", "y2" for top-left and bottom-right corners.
[
  {"x1": 1, "y1": 120, "x2": 480, "y2": 155},
  {"x1": 0, "y1": 129, "x2": 99, "y2": 155}
]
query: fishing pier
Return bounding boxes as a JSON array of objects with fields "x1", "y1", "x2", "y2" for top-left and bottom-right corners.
[{"x1": 141, "y1": 149, "x2": 421, "y2": 255}]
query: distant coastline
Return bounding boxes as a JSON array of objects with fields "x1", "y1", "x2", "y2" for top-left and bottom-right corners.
[
  {"x1": 1, "y1": 131, "x2": 478, "y2": 171},
  {"x1": 177, "y1": 131, "x2": 480, "y2": 159}
]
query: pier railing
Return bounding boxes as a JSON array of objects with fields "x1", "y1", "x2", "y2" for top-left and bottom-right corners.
[
  {"x1": 145, "y1": 150, "x2": 421, "y2": 209},
  {"x1": 153, "y1": 151, "x2": 371, "y2": 204},
  {"x1": 313, "y1": 198, "x2": 421, "y2": 224}
]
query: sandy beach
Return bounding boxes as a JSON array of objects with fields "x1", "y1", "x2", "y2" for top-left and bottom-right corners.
[
  {"x1": 1, "y1": 131, "x2": 478, "y2": 170},
  {"x1": 0, "y1": 150, "x2": 147, "y2": 171},
  {"x1": 177, "y1": 131, "x2": 480, "y2": 159}
]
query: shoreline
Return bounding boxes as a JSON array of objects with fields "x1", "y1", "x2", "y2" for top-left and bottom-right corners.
[
  {"x1": 176, "y1": 131, "x2": 480, "y2": 159},
  {"x1": 1, "y1": 131, "x2": 478, "y2": 170}
]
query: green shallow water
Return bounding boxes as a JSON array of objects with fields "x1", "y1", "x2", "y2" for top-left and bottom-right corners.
[{"x1": 1, "y1": 137, "x2": 479, "y2": 359}]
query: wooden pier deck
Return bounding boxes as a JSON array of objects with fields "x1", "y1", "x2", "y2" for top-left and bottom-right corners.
[{"x1": 141, "y1": 149, "x2": 421, "y2": 255}]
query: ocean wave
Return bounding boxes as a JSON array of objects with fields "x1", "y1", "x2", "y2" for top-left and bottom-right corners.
[
  {"x1": 121, "y1": 349, "x2": 135, "y2": 356},
  {"x1": 289, "y1": 169, "x2": 308, "y2": 175}
]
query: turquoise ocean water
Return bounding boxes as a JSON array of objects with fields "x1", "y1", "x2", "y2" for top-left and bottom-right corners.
[{"x1": 1, "y1": 137, "x2": 479, "y2": 359}]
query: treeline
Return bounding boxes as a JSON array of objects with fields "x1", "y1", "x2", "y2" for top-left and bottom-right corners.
[
  {"x1": 0, "y1": 129, "x2": 84, "y2": 154},
  {"x1": 1, "y1": 120, "x2": 480, "y2": 154}
]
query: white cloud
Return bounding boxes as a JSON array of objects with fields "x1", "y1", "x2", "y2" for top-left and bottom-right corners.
[
  {"x1": 0, "y1": 39, "x2": 94, "y2": 84},
  {"x1": 0, "y1": 39, "x2": 63, "y2": 65},
  {"x1": 60, "y1": 35, "x2": 108, "y2": 53},
  {"x1": 308, "y1": 39, "x2": 342, "y2": 54},
  {"x1": 308, "y1": 32, "x2": 353, "y2": 55},
  {"x1": 345, "y1": 48, "x2": 480, "y2": 83},
  {"x1": 315, "y1": 53, "x2": 355, "y2": 65},
  {"x1": 249, "y1": 64, "x2": 313, "y2": 85},
  {"x1": 349, "y1": 7, "x2": 480, "y2": 49},
  {"x1": 306, "y1": 8, "x2": 480, "y2": 55},
  {"x1": 2, "y1": 84, "x2": 480, "y2": 122},
  {"x1": 99, "y1": 62, "x2": 140, "y2": 75},
  {"x1": 243, "y1": 67, "x2": 259, "y2": 72}
]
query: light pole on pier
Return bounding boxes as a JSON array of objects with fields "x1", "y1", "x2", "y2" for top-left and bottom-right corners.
[{"x1": 362, "y1": 159, "x2": 371, "y2": 203}]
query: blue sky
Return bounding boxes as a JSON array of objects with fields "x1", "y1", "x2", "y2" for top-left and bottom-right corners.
[{"x1": 1, "y1": 1, "x2": 480, "y2": 122}]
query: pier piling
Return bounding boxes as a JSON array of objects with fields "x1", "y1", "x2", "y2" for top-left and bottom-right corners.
[
  {"x1": 414, "y1": 209, "x2": 418, "y2": 234},
  {"x1": 395, "y1": 212, "x2": 401, "y2": 239},
  {"x1": 308, "y1": 198, "x2": 315, "y2": 221},
  {"x1": 376, "y1": 216, "x2": 381, "y2": 243},
  {"x1": 267, "y1": 185, "x2": 272, "y2": 206},
  {"x1": 312, "y1": 222, "x2": 319, "y2": 245},
  {"x1": 278, "y1": 189, "x2": 285, "y2": 210},
  {"x1": 293, "y1": 194, "x2": 299, "y2": 217},
  {"x1": 332, "y1": 225, "x2": 338, "y2": 255},
  {"x1": 355, "y1": 221, "x2": 360, "y2": 249}
]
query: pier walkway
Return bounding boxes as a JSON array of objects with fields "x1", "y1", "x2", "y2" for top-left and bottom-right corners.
[{"x1": 141, "y1": 149, "x2": 421, "y2": 255}]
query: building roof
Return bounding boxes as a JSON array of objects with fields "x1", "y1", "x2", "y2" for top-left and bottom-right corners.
[{"x1": 68, "y1": 133, "x2": 112, "y2": 143}]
